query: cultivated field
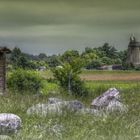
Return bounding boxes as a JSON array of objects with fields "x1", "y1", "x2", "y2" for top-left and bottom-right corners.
[
  {"x1": 81, "y1": 70, "x2": 140, "y2": 81},
  {"x1": 41, "y1": 70, "x2": 140, "y2": 81}
]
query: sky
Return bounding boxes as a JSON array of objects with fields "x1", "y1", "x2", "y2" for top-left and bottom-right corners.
[{"x1": 0, "y1": 0, "x2": 140, "y2": 55}]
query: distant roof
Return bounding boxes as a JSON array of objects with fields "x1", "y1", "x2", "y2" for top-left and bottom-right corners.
[{"x1": 0, "y1": 47, "x2": 11, "y2": 53}]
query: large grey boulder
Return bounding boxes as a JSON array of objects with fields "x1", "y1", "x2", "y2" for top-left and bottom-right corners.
[
  {"x1": 91, "y1": 88, "x2": 119, "y2": 109},
  {"x1": 27, "y1": 102, "x2": 64, "y2": 116},
  {"x1": 0, "y1": 113, "x2": 21, "y2": 135},
  {"x1": 66, "y1": 100, "x2": 84, "y2": 112},
  {"x1": 91, "y1": 88, "x2": 127, "y2": 112},
  {"x1": 106, "y1": 99, "x2": 128, "y2": 112},
  {"x1": 0, "y1": 135, "x2": 12, "y2": 140},
  {"x1": 27, "y1": 98, "x2": 84, "y2": 116},
  {"x1": 78, "y1": 108, "x2": 101, "y2": 115},
  {"x1": 48, "y1": 98, "x2": 84, "y2": 111},
  {"x1": 48, "y1": 98, "x2": 63, "y2": 104}
]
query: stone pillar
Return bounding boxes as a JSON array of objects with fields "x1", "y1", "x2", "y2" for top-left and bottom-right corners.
[{"x1": 0, "y1": 47, "x2": 11, "y2": 95}]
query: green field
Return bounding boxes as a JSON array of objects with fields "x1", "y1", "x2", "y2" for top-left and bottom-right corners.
[
  {"x1": 2, "y1": 70, "x2": 140, "y2": 139},
  {"x1": 40, "y1": 70, "x2": 140, "y2": 81}
]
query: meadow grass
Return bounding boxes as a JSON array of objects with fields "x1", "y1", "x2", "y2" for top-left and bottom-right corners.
[
  {"x1": 40, "y1": 70, "x2": 140, "y2": 78},
  {"x1": 0, "y1": 79, "x2": 140, "y2": 140},
  {"x1": 39, "y1": 69, "x2": 140, "y2": 81},
  {"x1": 82, "y1": 70, "x2": 140, "y2": 74}
]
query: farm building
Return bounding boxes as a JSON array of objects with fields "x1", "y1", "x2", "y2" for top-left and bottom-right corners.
[{"x1": 97, "y1": 65, "x2": 122, "y2": 70}]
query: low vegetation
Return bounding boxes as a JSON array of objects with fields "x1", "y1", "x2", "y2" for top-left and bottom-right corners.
[
  {"x1": 9, "y1": 43, "x2": 128, "y2": 71},
  {"x1": 7, "y1": 69, "x2": 43, "y2": 94},
  {"x1": 1, "y1": 79, "x2": 140, "y2": 140},
  {"x1": 3, "y1": 45, "x2": 140, "y2": 139}
]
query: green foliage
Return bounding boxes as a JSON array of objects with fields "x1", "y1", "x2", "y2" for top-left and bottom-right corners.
[
  {"x1": 10, "y1": 47, "x2": 37, "y2": 69},
  {"x1": 101, "y1": 56, "x2": 113, "y2": 65},
  {"x1": 61, "y1": 50, "x2": 80, "y2": 63},
  {"x1": 9, "y1": 44, "x2": 128, "y2": 71},
  {"x1": 38, "y1": 53, "x2": 47, "y2": 60},
  {"x1": 46, "y1": 55, "x2": 60, "y2": 67},
  {"x1": 82, "y1": 43, "x2": 127, "y2": 69},
  {"x1": 122, "y1": 63, "x2": 135, "y2": 70},
  {"x1": 7, "y1": 69, "x2": 43, "y2": 94},
  {"x1": 85, "y1": 59, "x2": 103, "y2": 69},
  {"x1": 40, "y1": 80, "x2": 59, "y2": 96},
  {"x1": 1, "y1": 80, "x2": 140, "y2": 139},
  {"x1": 52, "y1": 52, "x2": 88, "y2": 96},
  {"x1": 98, "y1": 43, "x2": 118, "y2": 59},
  {"x1": 135, "y1": 66, "x2": 140, "y2": 71}
]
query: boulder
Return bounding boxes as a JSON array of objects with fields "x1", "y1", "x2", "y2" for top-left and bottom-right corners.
[
  {"x1": 27, "y1": 102, "x2": 63, "y2": 116},
  {"x1": 48, "y1": 98, "x2": 63, "y2": 104},
  {"x1": 106, "y1": 99, "x2": 128, "y2": 112},
  {"x1": 91, "y1": 88, "x2": 119, "y2": 109},
  {"x1": 78, "y1": 108, "x2": 98, "y2": 115},
  {"x1": 27, "y1": 99, "x2": 84, "y2": 116},
  {"x1": 91, "y1": 88, "x2": 127, "y2": 112},
  {"x1": 0, "y1": 135, "x2": 12, "y2": 140},
  {"x1": 0, "y1": 113, "x2": 21, "y2": 135},
  {"x1": 47, "y1": 98, "x2": 85, "y2": 111},
  {"x1": 66, "y1": 100, "x2": 84, "y2": 112}
]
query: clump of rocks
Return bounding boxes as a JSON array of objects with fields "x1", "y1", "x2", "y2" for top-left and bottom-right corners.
[
  {"x1": 0, "y1": 88, "x2": 127, "y2": 139},
  {"x1": 0, "y1": 135, "x2": 12, "y2": 140},
  {"x1": 90, "y1": 88, "x2": 127, "y2": 113},
  {"x1": 27, "y1": 88, "x2": 128, "y2": 117},
  {"x1": 27, "y1": 98, "x2": 84, "y2": 116}
]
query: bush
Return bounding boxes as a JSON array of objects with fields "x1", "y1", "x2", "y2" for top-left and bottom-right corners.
[
  {"x1": 135, "y1": 66, "x2": 140, "y2": 71},
  {"x1": 52, "y1": 59, "x2": 89, "y2": 96},
  {"x1": 69, "y1": 77, "x2": 89, "y2": 96},
  {"x1": 7, "y1": 69, "x2": 43, "y2": 94},
  {"x1": 85, "y1": 59, "x2": 102, "y2": 69}
]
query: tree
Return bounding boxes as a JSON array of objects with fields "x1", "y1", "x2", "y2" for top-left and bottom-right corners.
[
  {"x1": 82, "y1": 52, "x2": 98, "y2": 65},
  {"x1": 52, "y1": 56, "x2": 88, "y2": 96},
  {"x1": 61, "y1": 50, "x2": 79, "y2": 63},
  {"x1": 85, "y1": 59, "x2": 103, "y2": 69},
  {"x1": 46, "y1": 55, "x2": 60, "y2": 67},
  {"x1": 38, "y1": 53, "x2": 47, "y2": 60},
  {"x1": 98, "y1": 43, "x2": 118, "y2": 59},
  {"x1": 85, "y1": 47, "x2": 94, "y2": 53},
  {"x1": 10, "y1": 47, "x2": 22, "y2": 64},
  {"x1": 10, "y1": 47, "x2": 36, "y2": 69},
  {"x1": 101, "y1": 56, "x2": 113, "y2": 65}
]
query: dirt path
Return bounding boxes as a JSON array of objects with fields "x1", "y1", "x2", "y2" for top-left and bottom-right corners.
[{"x1": 80, "y1": 73, "x2": 140, "y2": 81}]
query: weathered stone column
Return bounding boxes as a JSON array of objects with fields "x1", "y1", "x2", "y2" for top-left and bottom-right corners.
[{"x1": 0, "y1": 47, "x2": 11, "y2": 95}]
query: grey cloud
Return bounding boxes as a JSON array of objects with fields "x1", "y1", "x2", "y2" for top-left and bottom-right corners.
[{"x1": 0, "y1": 0, "x2": 140, "y2": 54}]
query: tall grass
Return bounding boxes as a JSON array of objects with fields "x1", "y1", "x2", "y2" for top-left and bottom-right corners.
[{"x1": 0, "y1": 80, "x2": 140, "y2": 140}]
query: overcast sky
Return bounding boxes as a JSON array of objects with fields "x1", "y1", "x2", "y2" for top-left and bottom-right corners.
[{"x1": 0, "y1": 0, "x2": 140, "y2": 55}]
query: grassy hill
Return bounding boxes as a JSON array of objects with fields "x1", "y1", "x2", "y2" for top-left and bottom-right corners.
[{"x1": 2, "y1": 70, "x2": 140, "y2": 139}]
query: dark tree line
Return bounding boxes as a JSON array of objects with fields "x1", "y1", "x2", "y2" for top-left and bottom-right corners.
[{"x1": 9, "y1": 43, "x2": 127, "y2": 70}]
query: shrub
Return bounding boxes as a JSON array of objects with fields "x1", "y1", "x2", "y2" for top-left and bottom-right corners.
[
  {"x1": 52, "y1": 59, "x2": 89, "y2": 96},
  {"x1": 7, "y1": 69, "x2": 43, "y2": 94},
  {"x1": 135, "y1": 66, "x2": 140, "y2": 71},
  {"x1": 69, "y1": 77, "x2": 89, "y2": 96}
]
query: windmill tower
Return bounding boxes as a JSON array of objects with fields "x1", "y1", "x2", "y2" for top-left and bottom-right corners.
[{"x1": 127, "y1": 36, "x2": 140, "y2": 66}]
